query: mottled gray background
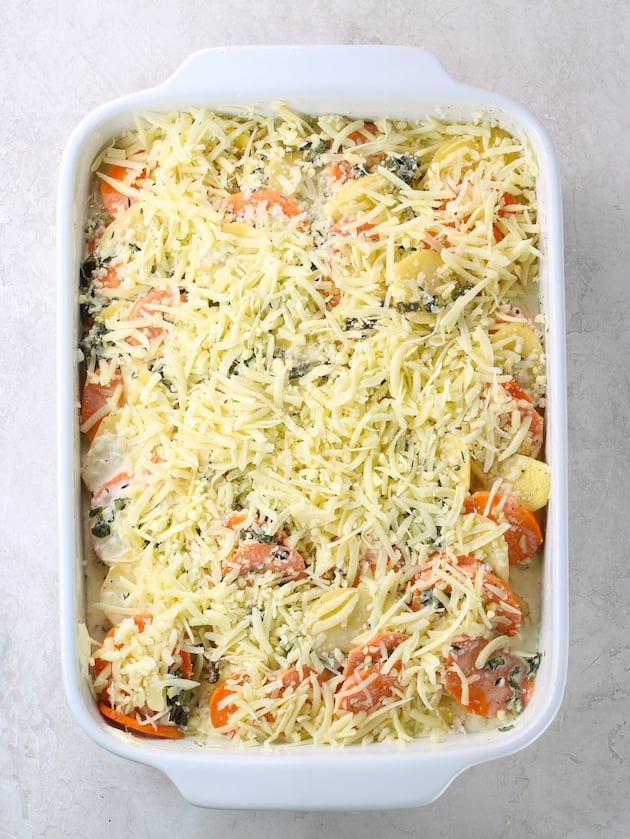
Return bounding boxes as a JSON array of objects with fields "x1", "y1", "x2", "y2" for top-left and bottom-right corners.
[{"x1": 1, "y1": 0, "x2": 628, "y2": 836}]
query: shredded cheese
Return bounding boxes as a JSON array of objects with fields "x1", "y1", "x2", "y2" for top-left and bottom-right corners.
[{"x1": 79, "y1": 106, "x2": 546, "y2": 745}]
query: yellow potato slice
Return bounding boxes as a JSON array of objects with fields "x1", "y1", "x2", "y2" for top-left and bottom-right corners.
[
  {"x1": 231, "y1": 131, "x2": 249, "y2": 150},
  {"x1": 469, "y1": 453, "x2": 550, "y2": 512},
  {"x1": 221, "y1": 221, "x2": 269, "y2": 254},
  {"x1": 495, "y1": 454, "x2": 551, "y2": 512},
  {"x1": 306, "y1": 586, "x2": 371, "y2": 653},
  {"x1": 470, "y1": 456, "x2": 489, "y2": 488},
  {"x1": 474, "y1": 530, "x2": 510, "y2": 583},
  {"x1": 456, "y1": 512, "x2": 510, "y2": 582},
  {"x1": 491, "y1": 321, "x2": 544, "y2": 362},
  {"x1": 99, "y1": 299, "x2": 127, "y2": 321},
  {"x1": 325, "y1": 173, "x2": 389, "y2": 222},
  {"x1": 265, "y1": 155, "x2": 302, "y2": 196},
  {"x1": 431, "y1": 136, "x2": 483, "y2": 166},
  {"x1": 440, "y1": 434, "x2": 471, "y2": 493},
  {"x1": 393, "y1": 249, "x2": 445, "y2": 297},
  {"x1": 488, "y1": 127, "x2": 521, "y2": 163}
]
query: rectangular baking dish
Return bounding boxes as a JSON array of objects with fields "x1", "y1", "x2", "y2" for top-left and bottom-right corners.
[{"x1": 57, "y1": 45, "x2": 568, "y2": 810}]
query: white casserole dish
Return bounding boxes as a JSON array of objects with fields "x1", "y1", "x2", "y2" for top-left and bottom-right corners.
[{"x1": 57, "y1": 45, "x2": 568, "y2": 810}]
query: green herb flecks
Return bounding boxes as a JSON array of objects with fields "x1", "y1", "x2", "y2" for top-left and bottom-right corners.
[
  {"x1": 507, "y1": 666, "x2": 522, "y2": 692},
  {"x1": 168, "y1": 689, "x2": 193, "y2": 728},
  {"x1": 395, "y1": 297, "x2": 439, "y2": 314},
  {"x1": 419, "y1": 589, "x2": 446, "y2": 612},
  {"x1": 288, "y1": 361, "x2": 327, "y2": 381},
  {"x1": 299, "y1": 138, "x2": 328, "y2": 162},
  {"x1": 452, "y1": 283, "x2": 473, "y2": 301},
  {"x1": 343, "y1": 317, "x2": 377, "y2": 334},
  {"x1": 395, "y1": 301, "x2": 422, "y2": 313},
  {"x1": 239, "y1": 523, "x2": 283, "y2": 546},
  {"x1": 206, "y1": 660, "x2": 220, "y2": 684},
  {"x1": 382, "y1": 155, "x2": 419, "y2": 185},
  {"x1": 505, "y1": 666, "x2": 525, "y2": 716},
  {"x1": 527, "y1": 652, "x2": 542, "y2": 679},
  {"x1": 91, "y1": 521, "x2": 111, "y2": 539}
]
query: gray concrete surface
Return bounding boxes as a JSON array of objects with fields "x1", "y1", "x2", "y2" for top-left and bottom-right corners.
[{"x1": 1, "y1": 0, "x2": 628, "y2": 836}]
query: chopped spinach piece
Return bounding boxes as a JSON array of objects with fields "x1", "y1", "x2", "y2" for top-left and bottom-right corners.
[
  {"x1": 419, "y1": 588, "x2": 445, "y2": 612},
  {"x1": 487, "y1": 655, "x2": 506, "y2": 671},
  {"x1": 453, "y1": 283, "x2": 473, "y2": 300},
  {"x1": 395, "y1": 297, "x2": 439, "y2": 315},
  {"x1": 206, "y1": 660, "x2": 220, "y2": 684},
  {"x1": 289, "y1": 362, "x2": 316, "y2": 380},
  {"x1": 343, "y1": 317, "x2": 377, "y2": 332},
  {"x1": 79, "y1": 323, "x2": 109, "y2": 359},
  {"x1": 168, "y1": 690, "x2": 192, "y2": 727},
  {"x1": 507, "y1": 694, "x2": 523, "y2": 716},
  {"x1": 80, "y1": 254, "x2": 99, "y2": 283},
  {"x1": 527, "y1": 652, "x2": 542, "y2": 679},
  {"x1": 507, "y1": 666, "x2": 522, "y2": 692},
  {"x1": 271, "y1": 546, "x2": 292, "y2": 562},
  {"x1": 395, "y1": 301, "x2": 422, "y2": 313},
  {"x1": 383, "y1": 155, "x2": 418, "y2": 185},
  {"x1": 424, "y1": 297, "x2": 439, "y2": 313},
  {"x1": 239, "y1": 523, "x2": 283, "y2": 546},
  {"x1": 299, "y1": 138, "x2": 329, "y2": 161},
  {"x1": 229, "y1": 351, "x2": 256, "y2": 376},
  {"x1": 91, "y1": 521, "x2": 111, "y2": 539}
]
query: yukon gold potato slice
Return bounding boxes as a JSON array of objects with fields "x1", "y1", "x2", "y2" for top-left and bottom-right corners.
[
  {"x1": 431, "y1": 136, "x2": 483, "y2": 166},
  {"x1": 306, "y1": 586, "x2": 371, "y2": 653},
  {"x1": 474, "y1": 530, "x2": 510, "y2": 583},
  {"x1": 221, "y1": 220, "x2": 273, "y2": 254},
  {"x1": 264, "y1": 154, "x2": 302, "y2": 196},
  {"x1": 392, "y1": 249, "x2": 445, "y2": 298},
  {"x1": 437, "y1": 694, "x2": 458, "y2": 726},
  {"x1": 231, "y1": 130, "x2": 249, "y2": 150},
  {"x1": 469, "y1": 453, "x2": 549, "y2": 512},
  {"x1": 470, "y1": 455, "x2": 490, "y2": 489},
  {"x1": 325, "y1": 173, "x2": 389, "y2": 222},
  {"x1": 455, "y1": 512, "x2": 510, "y2": 582},
  {"x1": 221, "y1": 221, "x2": 251, "y2": 237},
  {"x1": 494, "y1": 454, "x2": 550, "y2": 512},
  {"x1": 439, "y1": 434, "x2": 471, "y2": 493},
  {"x1": 488, "y1": 127, "x2": 521, "y2": 163},
  {"x1": 491, "y1": 321, "x2": 544, "y2": 362}
]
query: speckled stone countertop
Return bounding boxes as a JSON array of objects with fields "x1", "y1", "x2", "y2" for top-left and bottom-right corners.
[{"x1": 1, "y1": 1, "x2": 629, "y2": 836}]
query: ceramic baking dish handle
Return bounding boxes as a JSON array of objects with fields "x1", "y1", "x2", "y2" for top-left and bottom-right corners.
[
  {"x1": 158, "y1": 45, "x2": 462, "y2": 103},
  {"x1": 153, "y1": 752, "x2": 469, "y2": 810}
]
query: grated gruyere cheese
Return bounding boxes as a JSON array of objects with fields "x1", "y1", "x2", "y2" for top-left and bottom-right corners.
[{"x1": 79, "y1": 106, "x2": 546, "y2": 746}]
